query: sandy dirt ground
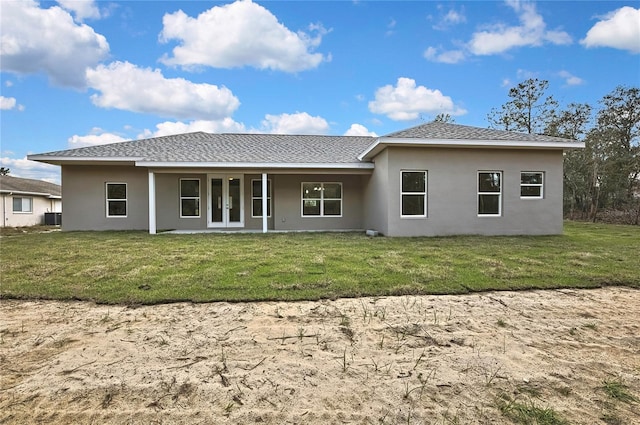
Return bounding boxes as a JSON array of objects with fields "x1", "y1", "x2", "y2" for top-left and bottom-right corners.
[{"x1": 1, "y1": 287, "x2": 639, "y2": 425}]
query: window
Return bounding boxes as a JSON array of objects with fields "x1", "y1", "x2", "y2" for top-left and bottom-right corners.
[
  {"x1": 12, "y1": 197, "x2": 32, "y2": 213},
  {"x1": 521, "y1": 172, "x2": 544, "y2": 198},
  {"x1": 251, "y1": 179, "x2": 271, "y2": 218},
  {"x1": 478, "y1": 172, "x2": 502, "y2": 216},
  {"x1": 106, "y1": 183, "x2": 127, "y2": 217},
  {"x1": 301, "y1": 182, "x2": 342, "y2": 217},
  {"x1": 401, "y1": 171, "x2": 427, "y2": 217},
  {"x1": 180, "y1": 179, "x2": 200, "y2": 217}
]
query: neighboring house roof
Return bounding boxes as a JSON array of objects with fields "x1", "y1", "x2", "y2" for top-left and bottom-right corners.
[
  {"x1": 0, "y1": 175, "x2": 61, "y2": 198},
  {"x1": 28, "y1": 122, "x2": 584, "y2": 168}
]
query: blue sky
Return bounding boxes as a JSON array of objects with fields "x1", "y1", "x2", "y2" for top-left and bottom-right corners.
[{"x1": 1, "y1": 0, "x2": 639, "y2": 183}]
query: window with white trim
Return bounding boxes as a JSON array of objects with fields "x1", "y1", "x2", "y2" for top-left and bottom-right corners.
[
  {"x1": 180, "y1": 179, "x2": 200, "y2": 217},
  {"x1": 12, "y1": 197, "x2": 33, "y2": 213},
  {"x1": 251, "y1": 179, "x2": 271, "y2": 218},
  {"x1": 478, "y1": 171, "x2": 502, "y2": 216},
  {"x1": 106, "y1": 183, "x2": 127, "y2": 217},
  {"x1": 520, "y1": 172, "x2": 544, "y2": 198},
  {"x1": 401, "y1": 171, "x2": 427, "y2": 217},
  {"x1": 301, "y1": 182, "x2": 342, "y2": 217}
]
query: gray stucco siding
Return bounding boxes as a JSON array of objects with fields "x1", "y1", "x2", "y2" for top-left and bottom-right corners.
[
  {"x1": 376, "y1": 147, "x2": 564, "y2": 236},
  {"x1": 155, "y1": 174, "x2": 208, "y2": 231},
  {"x1": 362, "y1": 150, "x2": 390, "y2": 235},
  {"x1": 155, "y1": 173, "x2": 359, "y2": 231},
  {"x1": 243, "y1": 174, "x2": 275, "y2": 230},
  {"x1": 271, "y1": 174, "x2": 365, "y2": 231},
  {"x1": 61, "y1": 165, "x2": 149, "y2": 231}
]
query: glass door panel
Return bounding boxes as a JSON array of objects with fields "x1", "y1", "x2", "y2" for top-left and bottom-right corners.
[
  {"x1": 228, "y1": 177, "x2": 241, "y2": 223},
  {"x1": 211, "y1": 178, "x2": 223, "y2": 224},
  {"x1": 208, "y1": 175, "x2": 243, "y2": 228}
]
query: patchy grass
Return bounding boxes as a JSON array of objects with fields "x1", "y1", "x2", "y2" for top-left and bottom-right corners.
[
  {"x1": 497, "y1": 394, "x2": 569, "y2": 425},
  {"x1": 0, "y1": 221, "x2": 638, "y2": 304},
  {"x1": 601, "y1": 379, "x2": 638, "y2": 404}
]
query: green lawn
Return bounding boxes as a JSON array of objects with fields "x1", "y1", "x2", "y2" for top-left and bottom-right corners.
[{"x1": 1, "y1": 222, "x2": 638, "y2": 304}]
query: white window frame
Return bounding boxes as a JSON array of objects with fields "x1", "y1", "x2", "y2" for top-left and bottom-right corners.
[
  {"x1": 400, "y1": 170, "x2": 427, "y2": 218},
  {"x1": 477, "y1": 171, "x2": 502, "y2": 217},
  {"x1": 251, "y1": 179, "x2": 272, "y2": 218},
  {"x1": 12, "y1": 197, "x2": 33, "y2": 214},
  {"x1": 301, "y1": 182, "x2": 343, "y2": 217},
  {"x1": 520, "y1": 171, "x2": 544, "y2": 199},
  {"x1": 106, "y1": 182, "x2": 127, "y2": 218},
  {"x1": 180, "y1": 178, "x2": 201, "y2": 218}
]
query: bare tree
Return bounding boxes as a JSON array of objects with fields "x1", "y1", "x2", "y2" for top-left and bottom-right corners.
[{"x1": 487, "y1": 78, "x2": 558, "y2": 134}]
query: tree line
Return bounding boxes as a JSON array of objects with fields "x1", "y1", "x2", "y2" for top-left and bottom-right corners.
[{"x1": 486, "y1": 79, "x2": 639, "y2": 224}]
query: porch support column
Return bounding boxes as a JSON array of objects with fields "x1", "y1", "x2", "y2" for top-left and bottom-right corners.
[
  {"x1": 148, "y1": 170, "x2": 156, "y2": 235},
  {"x1": 261, "y1": 172, "x2": 268, "y2": 233}
]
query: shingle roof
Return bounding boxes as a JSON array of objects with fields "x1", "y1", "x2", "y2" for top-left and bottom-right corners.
[
  {"x1": 0, "y1": 175, "x2": 61, "y2": 197},
  {"x1": 29, "y1": 123, "x2": 580, "y2": 167},
  {"x1": 384, "y1": 121, "x2": 572, "y2": 143},
  {"x1": 31, "y1": 132, "x2": 376, "y2": 164}
]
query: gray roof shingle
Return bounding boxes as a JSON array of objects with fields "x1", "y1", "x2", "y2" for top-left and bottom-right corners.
[
  {"x1": 0, "y1": 175, "x2": 61, "y2": 197},
  {"x1": 29, "y1": 123, "x2": 577, "y2": 166},
  {"x1": 31, "y1": 132, "x2": 377, "y2": 164},
  {"x1": 384, "y1": 121, "x2": 572, "y2": 143}
]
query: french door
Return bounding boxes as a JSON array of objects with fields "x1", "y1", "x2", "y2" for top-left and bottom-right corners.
[{"x1": 208, "y1": 174, "x2": 244, "y2": 228}]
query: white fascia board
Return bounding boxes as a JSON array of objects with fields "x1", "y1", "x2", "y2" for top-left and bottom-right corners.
[
  {"x1": 357, "y1": 139, "x2": 382, "y2": 161},
  {"x1": 358, "y1": 137, "x2": 584, "y2": 160},
  {"x1": 134, "y1": 161, "x2": 375, "y2": 170},
  {"x1": 0, "y1": 189, "x2": 58, "y2": 197}
]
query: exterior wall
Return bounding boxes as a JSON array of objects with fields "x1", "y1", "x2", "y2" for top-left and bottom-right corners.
[
  {"x1": 61, "y1": 165, "x2": 149, "y2": 231},
  {"x1": 155, "y1": 173, "x2": 208, "y2": 231},
  {"x1": 1, "y1": 193, "x2": 60, "y2": 227},
  {"x1": 155, "y1": 173, "x2": 276, "y2": 231},
  {"x1": 362, "y1": 149, "x2": 389, "y2": 235},
  {"x1": 243, "y1": 174, "x2": 275, "y2": 230},
  {"x1": 272, "y1": 174, "x2": 365, "y2": 231},
  {"x1": 370, "y1": 147, "x2": 564, "y2": 236},
  {"x1": 60, "y1": 167, "x2": 364, "y2": 232},
  {"x1": 59, "y1": 147, "x2": 563, "y2": 236}
]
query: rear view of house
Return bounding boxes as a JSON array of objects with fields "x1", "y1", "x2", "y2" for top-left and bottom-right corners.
[
  {"x1": 0, "y1": 175, "x2": 62, "y2": 227},
  {"x1": 28, "y1": 122, "x2": 583, "y2": 236}
]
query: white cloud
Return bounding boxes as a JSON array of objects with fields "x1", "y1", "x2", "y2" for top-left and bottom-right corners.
[
  {"x1": 0, "y1": 156, "x2": 60, "y2": 184},
  {"x1": 344, "y1": 124, "x2": 378, "y2": 137},
  {"x1": 0, "y1": 96, "x2": 24, "y2": 111},
  {"x1": 141, "y1": 119, "x2": 247, "y2": 138},
  {"x1": 468, "y1": 0, "x2": 571, "y2": 55},
  {"x1": 368, "y1": 77, "x2": 467, "y2": 121},
  {"x1": 423, "y1": 47, "x2": 466, "y2": 64},
  {"x1": 86, "y1": 61, "x2": 240, "y2": 120},
  {"x1": 558, "y1": 70, "x2": 584, "y2": 86},
  {"x1": 260, "y1": 112, "x2": 329, "y2": 134},
  {"x1": 159, "y1": 0, "x2": 328, "y2": 72},
  {"x1": 386, "y1": 18, "x2": 397, "y2": 36},
  {"x1": 68, "y1": 129, "x2": 129, "y2": 148},
  {"x1": 56, "y1": 0, "x2": 101, "y2": 21},
  {"x1": 433, "y1": 8, "x2": 467, "y2": 30},
  {"x1": 0, "y1": 0, "x2": 109, "y2": 87},
  {"x1": 581, "y1": 6, "x2": 640, "y2": 54}
]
